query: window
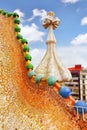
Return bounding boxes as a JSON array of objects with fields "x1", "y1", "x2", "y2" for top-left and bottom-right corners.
[
  {"x1": 82, "y1": 75, "x2": 86, "y2": 78},
  {"x1": 83, "y1": 80, "x2": 84, "y2": 83},
  {"x1": 83, "y1": 85, "x2": 85, "y2": 94}
]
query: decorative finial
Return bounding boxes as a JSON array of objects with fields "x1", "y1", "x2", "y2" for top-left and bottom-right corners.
[
  {"x1": 47, "y1": 11, "x2": 54, "y2": 17},
  {"x1": 35, "y1": 11, "x2": 72, "y2": 82},
  {"x1": 42, "y1": 11, "x2": 60, "y2": 30}
]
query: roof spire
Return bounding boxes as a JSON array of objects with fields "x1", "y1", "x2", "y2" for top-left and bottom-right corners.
[{"x1": 35, "y1": 11, "x2": 72, "y2": 82}]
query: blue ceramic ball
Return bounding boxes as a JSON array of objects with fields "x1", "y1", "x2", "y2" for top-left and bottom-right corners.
[
  {"x1": 59, "y1": 86, "x2": 71, "y2": 98},
  {"x1": 47, "y1": 76, "x2": 57, "y2": 86},
  {"x1": 74, "y1": 100, "x2": 87, "y2": 115},
  {"x1": 35, "y1": 74, "x2": 43, "y2": 83},
  {"x1": 28, "y1": 71, "x2": 36, "y2": 78}
]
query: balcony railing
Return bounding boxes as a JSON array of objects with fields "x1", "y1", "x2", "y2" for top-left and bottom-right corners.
[{"x1": 69, "y1": 105, "x2": 87, "y2": 121}]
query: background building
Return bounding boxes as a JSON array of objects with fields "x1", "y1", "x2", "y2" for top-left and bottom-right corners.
[
  {"x1": 80, "y1": 69, "x2": 87, "y2": 103},
  {"x1": 65, "y1": 65, "x2": 82, "y2": 100}
]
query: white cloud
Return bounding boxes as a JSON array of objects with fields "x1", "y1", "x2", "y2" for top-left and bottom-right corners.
[
  {"x1": 30, "y1": 46, "x2": 87, "y2": 69},
  {"x1": 57, "y1": 46, "x2": 87, "y2": 68},
  {"x1": 81, "y1": 16, "x2": 87, "y2": 26},
  {"x1": 30, "y1": 48, "x2": 45, "y2": 68},
  {"x1": 61, "y1": 0, "x2": 79, "y2": 4},
  {"x1": 20, "y1": 23, "x2": 45, "y2": 42},
  {"x1": 14, "y1": 9, "x2": 25, "y2": 21},
  {"x1": 13, "y1": 9, "x2": 46, "y2": 43},
  {"x1": 71, "y1": 33, "x2": 87, "y2": 45},
  {"x1": 28, "y1": 9, "x2": 47, "y2": 22}
]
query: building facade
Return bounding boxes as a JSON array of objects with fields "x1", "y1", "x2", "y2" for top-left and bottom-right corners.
[
  {"x1": 65, "y1": 65, "x2": 82, "y2": 100},
  {"x1": 80, "y1": 69, "x2": 87, "y2": 103}
]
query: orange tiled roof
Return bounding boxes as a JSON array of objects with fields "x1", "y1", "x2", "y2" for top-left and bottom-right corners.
[{"x1": 68, "y1": 65, "x2": 83, "y2": 71}]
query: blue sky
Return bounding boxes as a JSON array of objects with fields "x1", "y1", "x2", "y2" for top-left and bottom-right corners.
[{"x1": 1, "y1": 0, "x2": 87, "y2": 68}]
